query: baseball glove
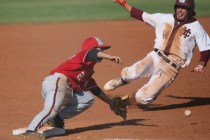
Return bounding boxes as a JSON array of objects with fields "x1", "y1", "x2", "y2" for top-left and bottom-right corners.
[{"x1": 110, "y1": 95, "x2": 129, "y2": 120}]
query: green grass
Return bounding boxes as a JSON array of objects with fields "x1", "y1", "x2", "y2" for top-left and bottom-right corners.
[{"x1": 0, "y1": 0, "x2": 209, "y2": 24}]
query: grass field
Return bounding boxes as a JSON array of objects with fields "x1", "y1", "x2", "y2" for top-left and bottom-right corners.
[{"x1": 0, "y1": 0, "x2": 210, "y2": 24}]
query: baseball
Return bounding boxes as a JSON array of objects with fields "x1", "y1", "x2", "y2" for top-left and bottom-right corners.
[{"x1": 184, "y1": 109, "x2": 191, "y2": 117}]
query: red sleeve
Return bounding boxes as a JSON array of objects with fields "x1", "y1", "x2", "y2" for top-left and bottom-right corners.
[
  {"x1": 130, "y1": 7, "x2": 144, "y2": 21},
  {"x1": 200, "y1": 50, "x2": 210, "y2": 65}
]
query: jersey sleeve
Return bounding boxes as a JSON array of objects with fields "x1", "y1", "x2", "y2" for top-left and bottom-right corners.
[
  {"x1": 130, "y1": 7, "x2": 158, "y2": 28},
  {"x1": 142, "y1": 12, "x2": 160, "y2": 28},
  {"x1": 85, "y1": 48, "x2": 102, "y2": 62},
  {"x1": 142, "y1": 13, "x2": 174, "y2": 29},
  {"x1": 130, "y1": 7, "x2": 144, "y2": 21},
  {"x1": 194, "y1": 22, "x2": 210, "y2": 52}
]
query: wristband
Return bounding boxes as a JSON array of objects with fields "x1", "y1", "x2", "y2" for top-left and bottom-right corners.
[
  {"x1": 120, "y1": 0, "x2": 126, "y2": 7},
  {"x1": 197, "y1": 65, "x2": 204, "y2": 69}
]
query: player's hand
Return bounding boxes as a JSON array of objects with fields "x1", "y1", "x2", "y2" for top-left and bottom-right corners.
[
  {"x1": 110, "y1": 56, "x2": 123, "y2": 64},
  {"x1": 191, "y1": 65, "x2": 204, "y2": 73},
  {"x1": 113, "y1": 0, "x2": 126, "y2": 7}
]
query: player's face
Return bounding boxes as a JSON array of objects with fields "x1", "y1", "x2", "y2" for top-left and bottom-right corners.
[{"x1": 175, "y1": 6, "x2": 189, "y2": 22}]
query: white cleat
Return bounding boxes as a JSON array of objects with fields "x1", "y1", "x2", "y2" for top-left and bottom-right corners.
[{"x1": 104, "y1": 78, "x2": 128, "y2": 91}]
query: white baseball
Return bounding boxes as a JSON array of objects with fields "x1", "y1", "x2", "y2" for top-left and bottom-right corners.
[{"x1": 184, "y1": 109, "x2": 191, "y2": 117}]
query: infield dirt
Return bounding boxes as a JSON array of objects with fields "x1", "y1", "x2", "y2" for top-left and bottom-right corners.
[{"x1": 0, "y1": 17, "x2": 210, "y2": 140}]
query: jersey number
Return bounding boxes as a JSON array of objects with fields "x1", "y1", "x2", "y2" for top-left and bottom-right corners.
[{"x1": 77, "y1": 71, "x2": 85, "y2": 81}]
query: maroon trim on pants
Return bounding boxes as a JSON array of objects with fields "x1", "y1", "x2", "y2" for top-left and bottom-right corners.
[{"x1": 34, "y1": 77, "x2": 60, "y2": 131}]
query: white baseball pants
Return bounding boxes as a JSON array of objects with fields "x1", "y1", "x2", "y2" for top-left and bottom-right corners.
[{"x1": 121, "y1": 51, "x2": 179, "y2": 105}]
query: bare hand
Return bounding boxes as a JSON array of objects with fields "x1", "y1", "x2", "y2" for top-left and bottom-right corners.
[
  {"x1": 113, "y1": 0, "x2": 126, "y2": 6},
  {"x1": 191, "y1": 65, "x2": 204, "y2": 73},
  {"x1": 110, "y1": 56, "x2": 123, "y2": 64}
]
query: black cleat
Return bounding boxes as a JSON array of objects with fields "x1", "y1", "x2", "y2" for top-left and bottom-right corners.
[{"x1": 47, "y1": 115, "x2": 64, "y2": 129}]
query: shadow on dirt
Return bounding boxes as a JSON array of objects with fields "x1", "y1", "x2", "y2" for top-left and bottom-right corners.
[
  {"x1": 140, "y1": 95, "x2": 210, "y2": 111},
  {"x1": 63, "y1": 119, "x2": 157, "y2": 136}
]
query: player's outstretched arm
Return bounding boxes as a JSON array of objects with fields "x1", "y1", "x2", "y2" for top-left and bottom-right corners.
[{"x1": 97, "y1": 51, "x2": 123, "y2": 64}]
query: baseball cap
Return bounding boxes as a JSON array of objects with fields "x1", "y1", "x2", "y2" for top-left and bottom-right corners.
[{"x1": 81, "y1": 37, "x2": 111, "y2": 51}]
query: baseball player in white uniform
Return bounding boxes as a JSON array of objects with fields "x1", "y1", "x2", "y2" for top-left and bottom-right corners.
[{"x1": 104, "y1": 0, "x2": 210, "y2": 105}]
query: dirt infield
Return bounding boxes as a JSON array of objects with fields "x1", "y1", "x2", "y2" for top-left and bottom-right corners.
[{"x1": 0, "y1": 17, "x2": 210, "y2": 140}]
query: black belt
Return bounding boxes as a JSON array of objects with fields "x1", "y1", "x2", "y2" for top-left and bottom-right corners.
[{"x1": 154, "y1": 49, "x2": 179, "y2": 69}]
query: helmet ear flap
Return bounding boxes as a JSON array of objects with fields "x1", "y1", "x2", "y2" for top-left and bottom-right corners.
[{"x1": 188, "y1": 9, "x2": 196, "y2": 17}]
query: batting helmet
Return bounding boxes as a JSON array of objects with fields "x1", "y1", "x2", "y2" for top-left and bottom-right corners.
[
  {"x1": 174, "y1": 0, "x2": 196, "y2": 17},
  {"x1": 81, "y1": 37, "x2": 111, "y2": 51}
]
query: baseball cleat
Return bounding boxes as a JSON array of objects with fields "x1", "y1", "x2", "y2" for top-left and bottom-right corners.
[
  {"x1": 104, "y1": 77, "x2": 128, "y2": 91},
  {"x1": 47, "y1": 115, "x2": 64, "y2": 129}
]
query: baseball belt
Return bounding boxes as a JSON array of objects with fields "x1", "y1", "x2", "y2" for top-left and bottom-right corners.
[{"x1": 154, "y1": 49, "x2": 180, "y2": 70}]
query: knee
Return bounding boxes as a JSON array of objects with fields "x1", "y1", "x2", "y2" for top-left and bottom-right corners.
[
  {"x1": 121, "y1": 67, "x2": 136, "y2": 80},
  {"x1": 121, "y1": 67, "x2": 129, "y2": 78},
  {"x1": 135, "y1": 90, "x2": 155, "y2": 105},
  {"x1": 85, "y1": 98, "x2": 94, "y2": 107},
  {"x1": 83, "y1": 92, "x2": 94, "y2": 107}
]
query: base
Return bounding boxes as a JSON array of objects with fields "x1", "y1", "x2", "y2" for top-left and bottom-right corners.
[{"x1": 12, "y1": 126, "x2": 66, "y2": 137}]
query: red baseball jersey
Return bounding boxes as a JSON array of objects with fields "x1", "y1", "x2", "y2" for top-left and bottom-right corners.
[{"x1": 50, "y1": 49, "x2": 98, "y2": 92}]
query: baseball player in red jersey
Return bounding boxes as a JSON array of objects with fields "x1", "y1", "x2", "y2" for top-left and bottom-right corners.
[
  {"x1": 20, "y1": 37, "x2": 128, "y2": 138},
  {"x1": 104, "y1": 0, "x2": 210, "y2": 105}
]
